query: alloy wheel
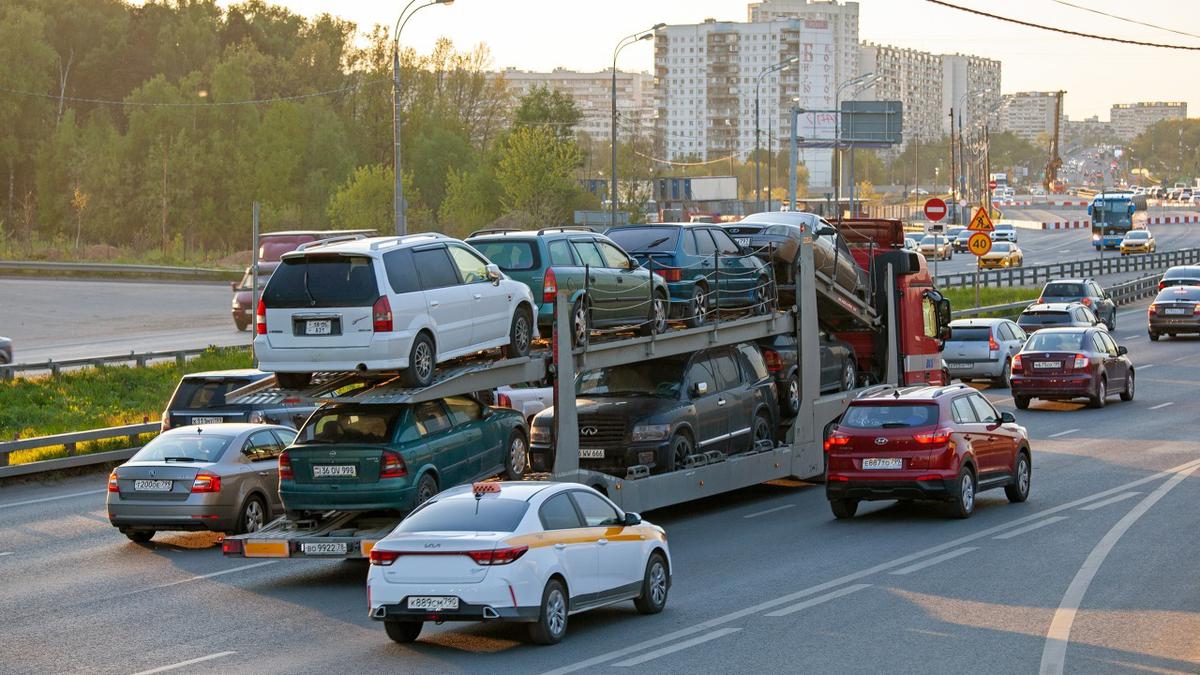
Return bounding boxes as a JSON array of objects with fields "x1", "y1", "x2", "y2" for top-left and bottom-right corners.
[
  {"x1": 414, "y1": 341, "x2": 433, "y2": 382},
  {"x1": 787, "y1": 377, "x2": 800, "y2": 414},
  {"x1": 514, "y1": 315, "x2": 531, "y2": 353},
  {"x1": 961, "y1": 473, "x2": 975, "y2": 512},
  {"x1": 573, "y1": 304, "x2": 588, "y2": 346},
  {"x1": 649, "y1": 561, "x2": 668, "y2": 606},
  {"x1": 652, "y1": 296, "x2": 668, "y2": 333},
  {"x1": 510, "y1": 435, "x2": 527, "y2": 474},
  {"x1": 546, "y1": 588, "x2": 566, "y2": 637},
  {"x1": 243, "y1": 500, "x2": 264, "y2": 533},
  {"x1": 1018, "y1": 456, "x2": 1030, "y2": 496}
]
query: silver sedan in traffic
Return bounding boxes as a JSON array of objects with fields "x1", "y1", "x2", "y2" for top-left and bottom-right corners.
[{"x1": 107, "y1": 424, "x2": 293, "y2": 542}]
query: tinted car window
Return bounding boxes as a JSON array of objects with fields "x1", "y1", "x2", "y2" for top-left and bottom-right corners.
[
  {"x1": 1099, "y1": 331, "x2": 1119, "y2": 355},
  {"x1": 444, "y1": 396, "x2": 483, "y2": 425},
  {"x1": 577, "y1": 357, "x2": 688, "y2": 398},
  {"x1": 968, "y1": 395, "x2": 999, "y2": 424},
  {"x1": 571, "y1": 491, "x2": 622, "y2": 527},
  {"x1": 170, "y1": 378, "x2": 254, "y2": 409},
  {"x1": 383, "y1": 249, "x2": 419, "y2": 294},
  {"x1": 607, "y1": 228, "x2": 679, "y2": 253},
  {"x1": 539, "y1": 493, "x2": 584, "y2": 530},
  {"x1": 685, "y1": 359, "x2": 716, "y2": 395},
  {"x1": 597, "y1": 241, "x2": 631, "y2": 269},
  {"x1": 708, "y1": 351, "x2": 742, "y2": 390},
  {"x1": 1042, "y1": 282, "x2": 1086, "y2": 297},
  {"x1": 710, "y1": 229, "x2": 741, "y2": 254},
  {"x1": 841, "y1": 404, "x2": 939, "y2": 429},
  {"x1": 131, "y1": 433, "x2": 232, "y2": 463},
  {"x1": 272, "y1": 429, "x2": 298, "y2": 447},
  {"x1": 448, "y1": 245, "x2": 490, "y2": 284},
  {"x1": 413, "y1": 248, "x2": 460, "y2": 289},
  {"x1": 1024, "y1": 331, "x2": 1086, "y2": 352},
  {"x1": 397, "y1": 498, "x2": 529, "y2": 533},
  {"x1": 243, "y1": 430, "x2": 284, "y2": 461},
  {"x1": 763, "y1": 224, "x2": 799, "y2": 236},
  {"x1": 547, "y1": 239, "x2": 576, "y2": 265},
  {"x1": 572, "y1": 241, "x2": 605, "y2": 268},
  {"x1": 737, "y1": 344, "x2": 770, "y2": 382},
  {"x1": 948, "y1": 326, "x2": 990, "y2": 341},
  {"x1": 1019, "y1": 311, "x2": 1070, "y2": 326},
  {"x1": 264, "y1": 255, "x2": 379, "y2": 308},
  {"x1": 951, "y1": 397, "x2": 978, "y2": 424},
  {"x1": 682, "y1": 229, "x2": 698, "y2": 255},
  {"x1": 412, "y1": 401, "x2": 452, "y2": 436},
  {"x1": 1155, "y1": 287, "x2": 1200, "y2": 302},
  {"x1": 471, "y1": 241, "x2": 537, "y2": 271},
  {"x1": 693, "y1": 228, "x2": 718, "y2": 255},
  {"x1": 1090, "y1": 333, "x2": 1107, "y2": 354},
  {"x1": 302, "y1": 408, "x2": 400, "y2": 444}
]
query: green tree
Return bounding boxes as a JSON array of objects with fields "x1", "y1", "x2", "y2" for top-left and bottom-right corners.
[
  {"x1": 513, "y1": 85, "x2": 582, "y2": 141},
  {"x1": 327, "y1": 164, "x2": 429, "y2": 232},
  {"x1": 495, "y1": 126, "x2": 585, "y2": 225},
  {"x1": 0, "y1": 5, "x2": 57, "y2": 226},
  {"x1": 439, "y1": 166, "x2": 502, "y2": 236}
]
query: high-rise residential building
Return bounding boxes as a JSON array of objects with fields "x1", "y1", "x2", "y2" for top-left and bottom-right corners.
[
  {"x1": 1064, "y1": 115, "x2": 1114, "y2": 144},
  {"x1": 941, "y1": 53, "x2": 1002, "y2": 135},
  {"x1": 746, "y1": 0, "x2": 859, "y2": 98},
  {"x1": 858, "y1": 43, "x2": 943, "y2": 145},
  {"x1": 999, "y1": 91, "x2": 1063, "y2": 143},
  {"x1": 1110, "y1": 102, "x2": 1187, "y2": 141},
  {"x1": 497, "y1": 68, "x2": 656, "y2": 141}
]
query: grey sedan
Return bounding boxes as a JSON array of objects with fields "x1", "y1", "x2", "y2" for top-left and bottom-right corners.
[
  {"x1": 107, "y1": 424, "x2": 294, "y2": 542},
  {"x1": 943, "y1": 319, "x2": 1027, "y2": 387}
]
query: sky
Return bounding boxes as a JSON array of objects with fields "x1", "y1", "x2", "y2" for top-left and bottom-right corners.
[{"x1": 215, "y1": 0, "x2": 1200, "y2": 120}]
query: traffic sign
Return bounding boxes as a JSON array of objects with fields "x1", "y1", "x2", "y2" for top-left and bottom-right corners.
[
  {"x1": 988, "y1": 180, "x2": 997, "y2": 190},
  {"x1": 968, "y1": 232, "x2": 993, "y2": 256},
  {"x1": 923, "y1": 197, "x2": 947, "y2": 222},
  {"x1": 967, "y1": 207, "x2": 995, "y2": 232}
]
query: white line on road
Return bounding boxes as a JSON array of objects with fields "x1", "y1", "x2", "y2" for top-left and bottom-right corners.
[
  {"x1": 150, "y1": 561, "x2": 279, "y2": 590},
  {"x1": 612, "y1": 629, "x2": 741, "y2": 667},
  {"x1": 1170, "y1": 355, "x2": 1191, "y2": 363},
  {"x1": 1039, "y1": 462, "x2": 1200, "y2": 675},
  {"x1": 993, "y1": 516, "x2": 1069, "y2": 540},
  {"x1": 1078, "y1": 492, "x2": 1141, "y2": 511},
  {"x1": 130, "y1": 652, "x2": 236, "y2": 675},
  {"x1": 889, "y1": 547, "x2": 979, "y2": 575},
  {"x1": 1048, "y1": 428, "x2": 1081, "y2": 438},
  {"x1": 1149, "y1": 402, "x2": 1174, "y2": 410},
  {"x1": 1121, "y1": 334, "x2": 1142, "y2": 340},
  {"x1": 0, "y1": 552, "x2": 12, "y2": 557},
  {"x1": 1139, "y1": 363, "x2": 1155, "y2": 369},
  {"x1": 743, "y1": 504, "x2": 796, "y2": 519},
  {"x1": 764, "y1": 584, "x2": 872, "y2": 617},
  {"x1": 0, "y1": 489, "x2": 105, "y2": 510}
]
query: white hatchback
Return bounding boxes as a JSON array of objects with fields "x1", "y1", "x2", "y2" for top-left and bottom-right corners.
[
  {"x1": 254, "y1": 234, "x2": 537, "y2": 388},
  {"x1": 367, "y1": 482, "x2": 671, "y2": 645}
]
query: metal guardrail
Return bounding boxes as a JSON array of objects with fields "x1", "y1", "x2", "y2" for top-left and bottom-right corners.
[
  {"x1": 952, "y1": 272, "x2": 1161, "y2": 319},
  {"x1": 0, "y1": 260, "x2": 237, "y2": 280},
  {"x1": 935, "y1": 248, "x2": 1200, "y2": 289},
  {"x1": 0, "y1": 422, "x2": 159, "y2": 477},
  {"x1": 1, "y1": 345, "x2": 250, "y2": 380}
]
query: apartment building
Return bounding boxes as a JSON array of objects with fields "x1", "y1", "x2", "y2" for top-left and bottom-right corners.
[
  {"x1": 858, "y1": 43, "x2": 943, "y2": 144},
  {"x1": 941, "y1": 53, "x2": 1002, "y2": 135},
  {"x1": 1110, "y1": 102, "x2": 1187, "y2": 141},
  {"x1": 999, "y1": 91, "x2": 1063, "y2": 143},
  {"x1": 498, "y1": 68, "x2": 656, "y2": 141}
]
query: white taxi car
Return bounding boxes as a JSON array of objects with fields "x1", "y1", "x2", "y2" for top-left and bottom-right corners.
[{"x1": 367, "y1": 482, "x2": 671, "y2": 645}]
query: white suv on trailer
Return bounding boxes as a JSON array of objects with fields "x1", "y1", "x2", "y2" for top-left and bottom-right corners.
[{"x1": 254, "y1": 233, "x2": 537, "y2": 388}]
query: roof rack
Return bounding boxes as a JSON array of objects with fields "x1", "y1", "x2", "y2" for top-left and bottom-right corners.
[
  {"x1": 537, "y1": 226, "x2": 597, "y2": 235},
  {"x1": 932, "y1": 383, "x2": 972, "y2": 397},
  {"x1": 467, "y1": 228, "x2": 522, "y2": 238},
  {"x1": 293, "y1": 233, "x2": 368, "y2": 252},
  {"x1": 854, "y1": 384, "x2": 896, "y2": 400}
]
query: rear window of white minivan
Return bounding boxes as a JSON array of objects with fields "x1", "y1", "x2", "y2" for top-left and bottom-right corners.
[{"x1": 264, "y1": 255, "x2": 379, "y2": 308}]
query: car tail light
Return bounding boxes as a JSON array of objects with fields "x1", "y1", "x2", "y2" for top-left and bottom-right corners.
[
  {"x1": 255, "y1": 298, "x2": 267, "y2": 335},
  {"x1": 542, "y1": 268, "x2": 558, "y2": 303},
  {"x1": 370, "y1": 549, "x2": 401, "y2": 566},
  {"x1": 221, "y1": 539, "x2": 243, "y2": 555},
  {"x1": 762, "y1": 349, "x2": 783, "y2": 372},
  {"x1": 823, "y1": 431, "x2": 851, "y2": 452},
  {"x1": 915, "y1": 474, "x2": 945, "y2": 482},
  {"x1": 1073, "y1": 354, "x2": 1090, "y2": 369},
  {"x1": 191, "y1": 473, "x2": 221, "y2": 493},
  {"x1": 1035, "y1": 297, "x2": 1043, "y2": 304},
  {"x1": 372, "y1": 296, "x2": 393, "y2": 332},
  {"x1": 1192, "y1": 304, "x2": 1200, "y2": 316},
  {"x1": 913, "y1": 429, "x2": 953, "y2": 445},
  {"x1": 1148, "y1": 304, "x2": 1157, "y2": 315},
  {"x1": 107, "y1": 471, "x2": 119, "y2": 492},
  {"x1": 278, "y1": 451, "x2": 293, "y2": 480},
  {"x1": 1012, "y1": 354, "x2": 1023, "y2": 373},
  {"x1": 496, "y1": 393, "x2": 512, "y2": 408},
  {"x1": 1080, "y1": 297, "x2": 1092, "y2": 307},
  {"x1": 380, "y1": 451, "x2": 407, "y2": 479},
  {"x1": 466, "y1": 546, "x2": 529, "y2": 566},
  {"x1": 658, "y1": 267, "x2": 682, "y2": 282},
  {"x1": 1158, "y1": 281, "x2": 1166, "y2": 290},
  {"x1": 988, "y1": 333, "x2": 999, "y2": 352}
]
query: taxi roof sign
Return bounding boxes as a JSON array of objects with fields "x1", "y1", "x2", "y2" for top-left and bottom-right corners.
[
  {"x1": 473, "y1": 482, "x2": 501, "y2": 495},
  {"x1": 967, "y1": 207, "x2": 994, "y2": 232}
]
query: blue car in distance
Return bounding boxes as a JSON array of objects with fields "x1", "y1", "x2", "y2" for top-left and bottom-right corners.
[{"x1": 605, "y1": 224, "x2": 771, "y2": 327}]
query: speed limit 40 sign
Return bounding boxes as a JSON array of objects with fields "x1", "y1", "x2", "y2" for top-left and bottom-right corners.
[{"x1": 968, "y1": 232, "x2": 992, "y2": 256}]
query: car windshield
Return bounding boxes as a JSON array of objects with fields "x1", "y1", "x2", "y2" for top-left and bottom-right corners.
[
  {"x1": 470, "y1": 240, "x2": 537, "y2": 271},
  {"x1": 299, "y1": 407, "x2": 402, "y2": 444},
  {"x1": 946, "y1": 228, "x2": 964, "y2": 237},
  {"x1": 740, "y1": 212, "x2": 811, "y2": 226},
  {"x1": 1024, "y1": 332, "x2": 1087, "y2": 352},
  {"x1": 259, "y1": 237, "x2": 310, "y2": 262},
  {"x1": 577, "y1": 357, "x2": 688, "y2": 398},
  {"x1": 1125, "y1": 231, "x2": 1149, "y2": 240},
  {"x1": 996, "y1": 224, "x2": 1014, "y2": 231},
  {"x1": 840, "y1": 404, "x2": 939, "y2": 429},
  {"x1": 1042, "y1": 282, "x2": 1085, "y2": 297},
  {"x1": 170, "y1": 378, "x2": 256, "y2": 409},
  {"x1": 1163, "y1": 267, "x2": 1200, "y2": 280},
  {"x1": 606, "y1": 228, "x2": 679, "y2": 253},
  {"x1": 264, "y1": 255, "x2": 379, "y2": 308},
  {"x1": 1155, "y1": 287, "x2": 1200, "y2": 302},
  {"x1": 394, "y1": 497, "x2": 530, "y2": 533},
  {"x1": 991, "y1": 243, "x2": 1012, "y2": 253},
  {"x1": 131, "y1": 433, "x2": 232, "y2": 462},
  {"x1": 236, "y1": 270, "x2": 271, "y2": 291},
  {"x1": 1020, "y1": 311, "x2": 1071, "y2": 325},
  {"x1": 948, "y1": 326, "x2": 991, "y2": 341},
  {"x1": 920, "y1": 236, "x2": 944, "y2": 244},
  {"x1": 763, "y1": 224, "x2": 801, "y2": 236}
]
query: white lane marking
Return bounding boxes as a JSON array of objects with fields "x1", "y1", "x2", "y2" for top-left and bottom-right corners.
[
  {"x1": 1078, "y1": 492, "x2": 1141, "y2": 511},
  {"x1": 149, "y1": 561, "x2": 279, "y2": 590},
  {"x1": 1170, "y1": 355, "x2": 1191, "y2": 363},
  {"x1": 1121, "y1": 334, "x2": 1141, "y2": 340},
  {"x1": 1039, "y1": 462, "x2": 1200, "y2": 675},
  {"x1": 1048, "y1": 428, "x2": 1080, "y2": 438},
  {"x1": 993, "y1": 516, "x2": 1069, "y2": 540},
  {"x1": 743, "y1": 504, "x2": 795, "y2": 519},
  {"x1": 0, "y1": 552, "x2": 12, "y2": 557},
  {"x1": 539, "y1": 457, "x2": 1200, "y2": 675},
  {"x1": 764, "y1": 583, "x2": 872, "y2": 617},
  {"x1": 1139, "y1": 363, "x2": 1155, "y2": 369},
  {"x1": 130, "y1": 652, "x2": 236, "y2": 675},
  {"x1": 0, "y1": 489, "x2": 106, "y2": 510},
  {"x1": 889, "y1": 547, "x2": 979, "y2": 575},
  {"x1": 612, "y1": 628, "x2": 741, "y2": 667},
  {"x1": 1149, "y1": 402, "x2": 1174, "y2": 410}
]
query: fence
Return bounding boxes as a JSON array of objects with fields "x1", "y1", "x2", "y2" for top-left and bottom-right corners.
[
  {"x1": 951, "y1": 271, "x2": 1161, "y2": 319},
  {"x1": 0, "y1": 422, "x2": 159, "y2": 478},
  {"x1": 0, "y1": 345, "x2": 250, "y2": 380},
  {"x1": 0, "y1": 260, "x2": 237, "y2": 281},
  {"x1": 935, "y1": 248, "x2": 1200, "y2": 289}
]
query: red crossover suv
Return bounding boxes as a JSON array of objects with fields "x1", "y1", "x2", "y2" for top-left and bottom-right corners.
[
  {"x1": 1010, "y1": 327, "x2": 1134, "y2": 409},
  {"x1": 824, "y1": 384, "x2": 1031, "y2": 519}
]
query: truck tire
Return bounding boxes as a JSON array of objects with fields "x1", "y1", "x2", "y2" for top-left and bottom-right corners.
[
  {"x1": 276, "y1": 372, "x2": 312, "y2": 389},
  {"x1": 401, "y1": 333, "x2": 436, "y2": 388},
  {"x1": 503, "y1": 305, "x2": 533, "y2": 359},
  {"x1": 633, "y1": 552, "x2": 669, "y2": 615},
  {"x1": 528, "y1": 578, "x2": 569, "y2": 645},
  {"x1": 504, "y1": 430, "x2": 528, "y2": 480},
  {"x1": 384, "y1": 620, "x2": 423, "y2": 643}
]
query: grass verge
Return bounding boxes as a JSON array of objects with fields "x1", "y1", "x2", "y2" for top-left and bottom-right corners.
[{"x1": 943, "y1": 286, "x2": 1042, "y2": 318}]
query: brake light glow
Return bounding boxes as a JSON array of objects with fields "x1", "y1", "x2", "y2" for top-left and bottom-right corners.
[
  {"x1": 1012, "y1": 354, "x2": 1023, "y2": 373},
  {"x1": 1073, "y1": 354, "x2": 1090, "y2": 369},
  {"x1": 913, "y1": 429, "x2": 953, "y2": 445},
  {"x1": 496, "y1": 393, "x2": 512, "y2": 408},
  {"x1": 380, "y1": 451, "x2": 408, "y2": 479},
  {"x1": 191, "y1": 473, "x2": 221, "y2": 493},
  {"x1": 372, "y1": 296, "x2": 393, "y2": 332},
  {"x1": 108, "y1": 471, "x2": 119, "y2": 492},
  {"x1": 370, "y1": 549, "x2": 401, "y2": 566},
  {"x1": 762, "y1": 349, "x2": 783, "y2": 372},
  {"x1": 1080, "y1": 297, "x2": 1092, "y2": 307},
  {"x1": 542, "y1": 267, "x2": 558, "y2": 303},
  {"x1": 824, "y1": 431, "x2": 851, "y2": 452},
  {"x1": 221, "y1": 539, "x2": 243, "y2": 555},
  {"x1": 255, "y1": 298, "x2": 267, "y2": 335},
  {"x1": 988, "y1": 333, "x2": 999, "y2": 352},
  {"x1": 658, "y1": 268, "x2": 682, "y2": 282},
  {"x1": 466, "y1": 546, "x2": 529, "y2": 566},
  {"x1": 1158, "y1": 281, "x2": 1166, "y2": 290},
  {"x1": 278, "y1": 451, "x2": 293, "y2": 480},
  {"x1": 1148, "y1": 304, "x2": 1157, "y2": 315}
]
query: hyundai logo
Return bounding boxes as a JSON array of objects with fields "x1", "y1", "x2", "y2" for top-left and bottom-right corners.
[
  {"x1": 874, "y1": 437, "x2": 889, "y2": 445},
  {"x1": 580, "y1": 426, "x2": 599, "y2": 436}
]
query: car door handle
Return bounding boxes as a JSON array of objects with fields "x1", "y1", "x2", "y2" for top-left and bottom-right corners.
[
  {"x1": 717, "y1": 398, "x2": 727, "y2": 406},
  {"x1": 429, "y1": 300, "x2": 440, "y2": 307},
  {"x1": 473, "y1": 293, "x2": 482, "y2": 300},
  {"x1": 597, "y1": 538, "x2": 608, "y2": 546},
  {"x1": 554, "y1": 543, "x2": 566, "y2": 551},
  {"x1": 258, "y1": 471, "x2": 271, "y2": 476}
]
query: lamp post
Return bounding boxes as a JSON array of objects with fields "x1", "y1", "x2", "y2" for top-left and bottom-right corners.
[
  {"x1": 392, "y1": 0, "x2": 453, "y2": 236},
  {"x1": 611, "y1": 24, "x2": 664, "y2": 229},
  {"x1": 755, "y1": 57, "x2": 798, "y2": 212},
  {"x1": 952, "y1": 88, "x2": 991, "y2": 223},
  {"x1": 833, "y1": 72, "x2": 877, "y2": 223}
]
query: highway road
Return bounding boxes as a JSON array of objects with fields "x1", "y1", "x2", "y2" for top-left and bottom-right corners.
[{"x1": 2, "y1": 299, "x2": 1197, "y2": 674}]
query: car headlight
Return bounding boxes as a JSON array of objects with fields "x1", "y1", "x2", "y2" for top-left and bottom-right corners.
[
  {"x1": 530, "y1": 426, "x2": 550, "y2": 444},
  {"x1": 631, "y1": 424, "x2": 671, "y2": 442}
]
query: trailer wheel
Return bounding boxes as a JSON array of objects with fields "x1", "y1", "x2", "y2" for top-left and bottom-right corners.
[{"x1": 384, "y1": 620, "x2": 423, "y2": 643}]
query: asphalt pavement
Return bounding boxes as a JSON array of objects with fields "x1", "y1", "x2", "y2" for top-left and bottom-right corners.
[{"x1": 1, "y1": 300, "x2": 1197, "y2": 675}]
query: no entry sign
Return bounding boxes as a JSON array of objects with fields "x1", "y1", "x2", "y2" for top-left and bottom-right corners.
[{"x1": 923, "y1": 197, "x2": 947, "y2": 222}]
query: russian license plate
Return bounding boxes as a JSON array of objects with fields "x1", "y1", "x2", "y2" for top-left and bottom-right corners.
[
  {"x1": 300, "y1": 542, "x2": 348, "y2": 555},
  {"x1": 134, "y1": 479, "x2": 173, "y2": 491},
  {"x1": 313, "y1": 464, "x2": 356, "y2": 478},
  {"x1": 305, "y1": 319, "x2": 332, "y2": 335},
  {"x1": 735, "y1": 237, "x2": 750, "y2": 247},
  {"x1": 579, "y1": 448, "x2": 605, "y2": 459},
  {"x1": 862, "y1": 458, "x2": 903, "y2": 470},
  {"x1": 190, "y1": 416, "x2": 224, "y2": 425},
  {"x1": 1033, "y1": 361, "x2": 1061, "y2": 369},
  {"x1": 407, "y1": 596, "x2": 459, "y2": 611},
  {"x1": 1165, "y1": 308, "x2": 1187, "y2": 315},
  {"x1": 948, "y1": 362, "x2": 971, "y2": 369}
]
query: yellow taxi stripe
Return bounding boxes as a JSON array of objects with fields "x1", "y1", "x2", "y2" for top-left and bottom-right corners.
[{"x1": 505, "y1": 525, "x2": 665, "y2": 549}]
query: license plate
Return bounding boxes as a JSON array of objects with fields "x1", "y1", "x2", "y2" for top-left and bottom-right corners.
[
  {"x1": 134, "y1": 479, "x2": 173, "y2": 492},
  {"x1": 407, "y1": 596, "x2": 459, "y2": 611},
  {"x1": 313, "y1": 464, "x2": 356, "y2": 478},
  {"x1": 736, "y1": 237, "x2": 750, "y2": 247},
  {"x1": 306, "y1": 319, "x2": 332, "y2": 335},
  {"x1": 1165, "y1": 308, "x2": 1187, "y2": 315},
  {"x1": 1033, "y1": 361, "x2": 1061, "y2": 369},
  {"x1": 862, "y1": 458, "x2": 903, "y2": 470},
  {"x1": 579, "y1": 448, "x2": 605, "y2": 459},
  {"x1": 300, "y1": 542, "x2": 348, "y2": 555},
  {"x1": 190, "y1": 416, "x2": 224, "y2": 425},
  {"x1": 948, "y1": 363, "x2": 971, "y2": 369}
]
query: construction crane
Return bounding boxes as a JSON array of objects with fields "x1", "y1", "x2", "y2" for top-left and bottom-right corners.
[{"x1": 1044, "y1": 90, "x2": 1065, "y2": 194}]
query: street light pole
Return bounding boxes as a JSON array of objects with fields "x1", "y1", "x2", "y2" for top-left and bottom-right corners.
[
  {"x1": 754, "y1": 57, "x2": 797, "y2": 212},
  {"x1": 833, "y1": 72, "x2": 876, "y2": 224},
  {"x1": 611, "y1": 24, "x2": 664, "y2": 230},
  {"x1": 393, "y1": 0, "x2": 453, "y2": 236}
]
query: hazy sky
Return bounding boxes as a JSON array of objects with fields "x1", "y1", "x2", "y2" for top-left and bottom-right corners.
[{"x1": 217, "y1": 0, "x2": 1200, "y2": 120}]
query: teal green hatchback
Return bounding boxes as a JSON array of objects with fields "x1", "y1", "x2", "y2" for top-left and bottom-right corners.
[{"x1": 279, "y1": 397, "x2": 528, "y2": 515}]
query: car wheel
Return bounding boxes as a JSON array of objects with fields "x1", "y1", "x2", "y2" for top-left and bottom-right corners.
[
  {"x1": 384, "y1": 620, "x2": 423, "y2": 643},
  {"x1": 841, "y1": 359, "x2": 857, "y2": 392},
  {"x1": 234, "y1": 319, "x2": 249, "y2": 332},
  {"x1": 950, "y1": 466, "x2": 976, "y2": 519},
  {"x1": 503, "y1": 305, "x2": 533, "y2": 359},
  {"x1": 640, "y1": 290, "x2": 669, "y2": 337},
  {"x1": 1149, "y1": 332, "x2": 1159, "y2": 341},
  {"x1": 401, "y1": 333, "x2": 436, "y2": 388},
  {"x1": 753, "y1": 276, "x2": 771, "y2": 315},
  {"x1": 414, "y1": 473, "x2": 439, "y2": 507},
  {"x1": 529, "y1": 578, "x2": 569, "y2": 645},
  {"x1": 235, "y1": 495, "x2": 267, "y2": 535},
  {"x1": 120, "y1": 528, "x2": 154, "y2": 543},
  {"x1": 686, "y1": 284, "x2": 709, "y2": 328},
  {"x1": 995, "y1": 358, "x2": 1012, "y2": 388},
  {"x1": 751, "y1": 413, "x2": 773, "y2": 449},
  {"x1": 664, "y1": 433, "x2": 693, "y2": 473},
  {"x1": 633, "y1": 552, "x2": 669, "y2": 615},
  {"x1": 830, "y1": 499, "x2": 858, "y2": 519},
  {"x1": 505, "y1": 430, "x2": 528, "y2": 480},
  {"x1": 1120, "y1": 370, "x2": 1135, "y2": 402},
  {"x1": 1005, "y1": 452, "x2": 1031, "y2": 503},
  {"x1": 571, "y1": 299, "x2": 590, "y2": 347},
  {"x1": 275, "y1": 372, "x2": 312, "y2": 389},
  {"x1": 1089, "y1": 376, "x2": 1107, "y2": 409},
  {"x1": 783, "y1": 373, "x2": 801, "y2": 417}
]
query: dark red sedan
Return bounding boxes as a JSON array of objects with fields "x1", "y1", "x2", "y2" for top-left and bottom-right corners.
[{"x1": 1010, "y1": 327, "x2": 1134, "y2": 409}]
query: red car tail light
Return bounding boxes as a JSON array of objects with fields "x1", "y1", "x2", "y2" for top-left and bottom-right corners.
[
  {"x1": 372, "y1": 296, "x2": 393, "y2": 332},
  {"x1": 1148, "y1": 304, "x2": 1157, "y2": 315},
  {"x1": 255, "y1": 298, "x2": 267, "y2": 335},
  {"x1": 278, "y1": 451, "x2": 293, "y2": 480},
  {"x1": 913, "y1": 429, "x2": 953, "y2": 445},
  {"x1": 1158, "y1": 281, "x2": 1166, "y2": 290},
  {"x1": 107, "y1": 471, "x2": 119, "y2": 492},
  {"x1": 496, "y1": 393, "x2": 512, "y2": 408},
  {"x1": 824, "y1": 431, "x2": 852, "y2": 452},
  {"x1": 1073, "y1": 354, "x2": 1090, "y2": 369},
  {"x1": 370, "y1": 549, "x2": 401, "y2": 566},
  {"x1": 1012, "y1": 354, "x2": 1023, "y2": 373},
  {"x1": 1193, "y1": 305, "x2": 1200, "y2": 316},
  {"x1": 542, "y1": 268, "x2": 558, "y2": 303},
  {"x1": 191, "y1": 473, "x2": 221, "y2": 493},
  {"x1": 988, "y1": 333, "x2": 999, "y2": 352},
  {"x1": 1081, "y1": 297, "x2": 1092, "y2": 307},
  {"x1": 380, "y1": 451, "x2": 408, "y2": 479},
  {"x1": 762, "y1": 349, "x2": 783, "y2": 372},
  {"x1": 221, "y1": 539, "x2": 244, "y2": 555},
  {"x1": 658, "y1": 268, "x2": 682, "y2": 282},
  {"x1": 466, "y1": 546, "x2": 529, "y2": 566}
]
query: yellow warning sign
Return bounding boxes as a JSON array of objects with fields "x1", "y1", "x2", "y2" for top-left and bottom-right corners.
[
  {"x1": 968, "y1": 232, "x2": 993, "y2": 256},
  {"x1": 967, "y1": 207, "x2": 994, "y2": 232}
]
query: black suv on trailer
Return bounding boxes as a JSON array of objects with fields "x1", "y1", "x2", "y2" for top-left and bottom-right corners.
[{"x1": 161, "y1": 369, "x2": 320, "y2": 432}]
